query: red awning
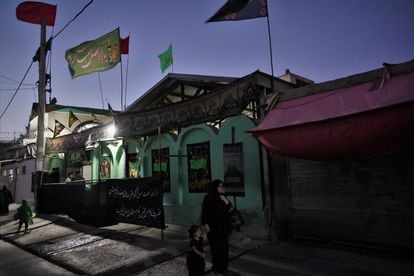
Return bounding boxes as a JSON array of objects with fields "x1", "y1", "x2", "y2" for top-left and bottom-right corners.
[{"x1": 251, "y1": 71, "x2": 414, "y2": 160}]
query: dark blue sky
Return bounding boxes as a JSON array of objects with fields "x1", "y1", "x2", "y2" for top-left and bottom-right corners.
[{"x1": 1, "y1": 0, "x2": 413, "y2": 138}]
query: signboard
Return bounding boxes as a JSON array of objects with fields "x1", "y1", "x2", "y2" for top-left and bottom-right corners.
[
  {"x1": 187, "y1": 142, "x2": 211, "y2": 193},
  {"x1": 151, "y1": 148, "x2": 171, "y2": 192},
  {"x1": 107, "y1": 177, "x2": 165, "y2": 228},
  {"x1": 223, "y1": 143, "x2": 245, "y2": 196}
]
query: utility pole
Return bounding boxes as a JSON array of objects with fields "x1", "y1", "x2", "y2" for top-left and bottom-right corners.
[{"x1": 34, "y1": 17, "x2": 47, "y2": 212}]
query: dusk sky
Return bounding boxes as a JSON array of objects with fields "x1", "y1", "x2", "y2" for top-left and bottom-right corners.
[{"x1": 1, "y1": 0, "x2": 413, "y2": 140}]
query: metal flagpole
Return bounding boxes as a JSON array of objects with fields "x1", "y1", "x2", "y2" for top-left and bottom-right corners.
[
  {"x1": 124, "y1": 32, "x2": 130, "y2": 111},
  {"x1": 98, "y1": 72, "x2": 105, "y2": 109},
  {"x1": 266, "y1": 6, "x2": 275, "y2": 91},
  {"x1": 120, "y1": 58, "x2": 124, "y2": 111}
]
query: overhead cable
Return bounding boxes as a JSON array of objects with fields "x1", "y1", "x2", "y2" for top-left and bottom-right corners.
[{"x1": 0, "y1": 61, "x2": 34, "y2": 120}]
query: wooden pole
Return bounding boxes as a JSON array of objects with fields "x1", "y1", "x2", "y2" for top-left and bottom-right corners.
[{"x1": 35, "y1": 17, "x2": 47, "y2": 212}]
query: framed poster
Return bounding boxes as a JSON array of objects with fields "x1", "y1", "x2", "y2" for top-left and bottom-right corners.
[
  {"x1": 187, "y1": 142, "x2": 211, "y2": 193},
  {"x1": 66, "y1": 149, "x2": 87, "y2": 167},
  {"x1": 223, "y1": 143, "x2": 245, "y2": 196},
  {"x1": 127, "y1": 153, "x2": 141, "y2": 178},
  {"x1": 151, "y1": 148, "x2": 170, "y2": 192},
  {"x1": 100, "y1": 157, "x2": 111, "y2": 179}
]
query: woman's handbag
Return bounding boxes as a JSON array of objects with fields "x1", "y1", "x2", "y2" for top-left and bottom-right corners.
[
  {"x1": 14, "y1": 212, "x2": 20, "y2": 221},
  {"x1": 229, "y1": 208, "x2": 244, "y2": 230}
]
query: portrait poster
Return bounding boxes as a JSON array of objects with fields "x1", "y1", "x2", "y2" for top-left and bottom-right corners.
[
  {"x1": 66, "y1": 149, "x2": 87, "y2": 167},
  {"x1": 223, "y1": 143, "x2": 245, "y2": 196},
  {"x1": 187, "y1": 142, "x2": 211, "y2": 193},
  {"x1": 127, "y1": 153, "x2": 141, "y2": 178},
  {"x1": 151, "y1": 148, "x2": 170, "y2": 192},
  {"x1": 100, "y1": 157, "x2": 111, "y2": 179}
]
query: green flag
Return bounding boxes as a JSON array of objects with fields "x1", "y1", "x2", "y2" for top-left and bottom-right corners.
[
  {"x1": 65, "y1": 28, "x2": 121, "y2": 78},
  {"x1": 158, "y1": 43, "x2": 173, "y2": 73}
]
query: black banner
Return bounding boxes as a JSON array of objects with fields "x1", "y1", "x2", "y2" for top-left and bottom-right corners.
[
  {"x1": 187, "y1": 142, "x2": 211, "y2": 193},
  {"x1": 115, "y1": 76, "x2": 257, "y2": 137},
  {"x1": 39, "y1": 177, "x2": 165, "y2": 228},
  {"x1": 151, "y1": 148, "x2": 171, "y2": 192},
  {"x1": 223, "y1": 143, "x2": 245, "y2": 196},
  {"x1": 107, "y1": 177, "x2": 165, "y2": 229}
]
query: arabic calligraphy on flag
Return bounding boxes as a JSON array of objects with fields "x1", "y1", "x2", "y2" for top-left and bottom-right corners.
[{"x1": 65, "y1": 28, "x2": 121, "y2": 78}]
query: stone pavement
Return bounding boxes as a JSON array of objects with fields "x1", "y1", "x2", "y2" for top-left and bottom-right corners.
[
  {"x1": 0, "y1": 204, "x2": 261, "y2": 275},
  {"x1": 2, "y1": 204, "x2": 414, "y2": 275}
]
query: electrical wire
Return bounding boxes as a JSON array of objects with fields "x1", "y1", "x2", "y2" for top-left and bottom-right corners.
[
  {"x1": 52, "y1": 0, "x2": 94, "y2": 41},
  {"x1": 0, "y1": 61, "x2": 34, "y2": 120},
  {"x1": 0, "y1": 0, "x2": 94, "y2": 121},
  {"x1": 0, "y1": 74, "x2": 34, "y2": 86}
]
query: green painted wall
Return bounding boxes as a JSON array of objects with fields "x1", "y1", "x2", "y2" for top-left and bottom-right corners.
[{"x1": 126, "y1": 115, "x2": 264, "y2": 227}]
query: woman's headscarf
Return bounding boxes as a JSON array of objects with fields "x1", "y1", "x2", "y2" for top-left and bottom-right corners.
[{"x1": 208, "y1": 179, "x2": 223, "y2": 195}]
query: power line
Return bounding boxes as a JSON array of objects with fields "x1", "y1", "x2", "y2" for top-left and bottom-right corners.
[
  {"x1": 0, "y1": 0, "x2": 94, "y2": 121},
  {"x1": 0, "y1": 87, "x2": 36, "y2": 91},
  {"x1": 52, "y1": 0, "x2": 94, "y2": 40},
  {"x1": 0, "y1": 61, "x2": 34, "y2": 120},
  {"x1": 0, "y1": 75, "x2": 33, "y2": 86}
]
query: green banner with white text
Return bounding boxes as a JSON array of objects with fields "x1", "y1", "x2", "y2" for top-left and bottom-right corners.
[{"x1": 65, "y1": 28, "x2": 121, "y2": 78}]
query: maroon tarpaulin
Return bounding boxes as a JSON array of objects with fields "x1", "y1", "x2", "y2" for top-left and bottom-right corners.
[{"x1": 250, "y1": 71, "x2": 414, "y2": 160}]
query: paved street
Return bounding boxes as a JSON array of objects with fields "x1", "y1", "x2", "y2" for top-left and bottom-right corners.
[
  {"x1": 0, "y1": 240, "x2": 76, "y2": 276},
  {"x1": 1, "y1": 204, "x2": 414, "y2": 275}
]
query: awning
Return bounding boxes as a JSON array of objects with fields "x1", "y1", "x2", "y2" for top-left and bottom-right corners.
[{"x1": 251, "y1": 71, "x2": 414, "y2": 160}]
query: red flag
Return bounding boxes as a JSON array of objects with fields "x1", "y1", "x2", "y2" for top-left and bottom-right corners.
[
  {"x1": 120, "y1": 36, "x2": 130, "y2": 55},
  {"x1": 16, "y1": 1, "x2": 57, "y2": 26}
]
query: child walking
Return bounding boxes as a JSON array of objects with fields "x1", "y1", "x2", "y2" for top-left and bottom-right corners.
[
  {"x1": 17, "y1": 200, "x2": 33, "y2": 233},
  {"x1": 186, "y1": 224, "x2": 206, "y2": 276}
]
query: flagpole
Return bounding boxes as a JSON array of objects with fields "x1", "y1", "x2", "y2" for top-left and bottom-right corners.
[
  {"x1": 120, "y1": 58, "x2": 124, "y2": 111},
  {"x1": 98, "y1": 72, "x2": 105, "y2": 109},
  {"x1": 124, "y1": 51, "x2": 129, "y2": 111},
  {"x1": 266, "y1": 7, "x2": 275, "y2": 91},
  {"x1": 124, "y1": 32, "x2": 130, "y2": 111}
]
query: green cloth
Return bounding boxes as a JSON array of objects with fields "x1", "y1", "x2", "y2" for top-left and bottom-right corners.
[
  {"x1": 158, "y1": 43, "x2": 173, "y2": 73},
  {"x1": 65, "y1": 28, "x2": 121, "y2": 78},
  {"x1": 190, "y1": 158, "x2": 207, "y2": 170}
]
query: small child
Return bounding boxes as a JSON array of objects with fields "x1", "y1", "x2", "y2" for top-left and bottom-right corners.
[
  {"x1": 186, "y1": 224, "x2": 206, "y2": 276},
  {"x1": 17, "y1": 200, "x2": 33, "y2": 233}
]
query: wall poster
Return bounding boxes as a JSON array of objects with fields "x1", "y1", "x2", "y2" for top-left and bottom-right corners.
[
  {"x1": 127, "y1": 153, "x2": 141, "y2": 178},
  {"x1": 187, "y1": 142, "x2": 211, "y2": 193},
  {"x1": 223, "y1": 143, "x2": 245, "y2": 196},
  {"x1": 66, "y1": 149, "x2": 87, "y2": 167},
  {"x1": 151, "y1": 148, "x2": 170, "y2": 192},
  {"x1": 100, "y1": 157, "x2": 111, "y2": 179}
]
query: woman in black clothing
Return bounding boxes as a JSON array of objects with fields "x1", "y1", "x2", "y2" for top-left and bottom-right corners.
[{"x1": 201, "y1": 179, "x2": 232, "y2": 275}]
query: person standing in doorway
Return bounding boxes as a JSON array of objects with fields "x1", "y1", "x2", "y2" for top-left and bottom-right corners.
[
  {"x1": 0, "y1": 185, "x2": 13, "y2": 215},
  {"x1": 201, "y1": 179, "x2": 232, "y2": 275}
]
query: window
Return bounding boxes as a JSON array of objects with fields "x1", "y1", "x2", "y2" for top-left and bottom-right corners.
[
  {"x1": 22, "y1": 166, "x2": 26, "y2": 175},
  {"x1": 16, "y1": 167, "x2": 20, "y2": 175}
]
